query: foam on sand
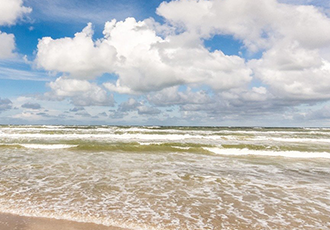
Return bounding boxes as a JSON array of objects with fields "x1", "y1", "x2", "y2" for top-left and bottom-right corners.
[{"x1": 0, "y1": 212, "x2": 128, "y2": 230}]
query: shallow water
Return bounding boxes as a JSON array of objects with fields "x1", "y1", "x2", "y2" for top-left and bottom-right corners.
[{"x1": 0, "y1": 125, "x2": 330, "y2": 229}]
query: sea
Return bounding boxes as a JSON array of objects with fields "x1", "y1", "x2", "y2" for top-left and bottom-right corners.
[{"x1": 0, "y1": 125, "x2": 329, "y2": 229}]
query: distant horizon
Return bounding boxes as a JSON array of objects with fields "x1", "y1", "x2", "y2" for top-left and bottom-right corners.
[
  {"x1": 1, "y1": 123, "x2": 329, "y2": 129},
  {"x1": 1, "y1": 0, "x2": 330, "y2": 127}
]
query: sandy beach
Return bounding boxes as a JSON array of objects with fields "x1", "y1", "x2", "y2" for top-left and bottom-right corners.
[
  {"x1": 0, "y1": 213, "x2": 129, "y2": 230},
  {"x1": 1, "y1": 126, "x2": 330, "y2": 229}
]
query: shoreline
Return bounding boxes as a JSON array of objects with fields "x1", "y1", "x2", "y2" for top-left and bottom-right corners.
[{"x1": 0, "y1": 212, "x2": 130, "y2": 230}]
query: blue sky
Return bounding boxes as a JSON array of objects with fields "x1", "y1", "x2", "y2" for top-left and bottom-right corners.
[{"x1": 1, "y1": 0, "x2": 330, "y2": 126}]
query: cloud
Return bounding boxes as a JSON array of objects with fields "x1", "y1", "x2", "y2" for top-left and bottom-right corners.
[
  {"x1": 250, "y1": 41, "x2": 330, "y2": 101},
  {"x1": 35, "y1": 0, "x2": 330, "y2": 100},
  {"x1": 98, "y1": 112, "x2": 108, "y2": 117},
  {"x1": 305, "y1": 105, "x2": 330, "y2": 120},
  {"x1": 36, "y1": 18, "x2": 251, "y2": 94},
  {"x1": 0, "y1": 31, "x2": 16, "y2": 59},
  {"x1": 145, "y1": 85, "x2": 282, "y2": 122},
  {"x1": 75, "y1": 111, "x2": 91, "y2": 117},
  {"x1": 36, "y1": 23, "x2": 117, "y2": 79},
  {"x1": 21, "y1": 102, "x2": 41, "y2": 109},
  {"x1": 0, "y1": 0, "x2": 31, "y2": 26},
  {"x1": 156, "y1": 0, "x2": 330, "y2": 104},
  {"x1": 157, "y1": 0, "x2": 330, "y2": 52},
  {"x1": 104, "y1": 18, "x2": 251, "y2": 93},
  {"x1": 179, "y1": 88, "x2": 275, "y2": 115},
  {"x1": 69, "y1": 107, "x2": 85, "y2": 112},
  {"x1": 156, "y1": 0, "x2": 213, "y2": 36},
  {"x1": 31, "y1": 0, "x2": 330, "y2": 124},
  {"x1": 146, "y1": 86, "x2": 277, "y2": 121},
  {"x1": 118, "y1": 98, "x2": 141, "y2": 112},
  {"x1": 137, "y1": 105, "x2": 161, "y2": 115},
  {"x1": 0, "y1": 98, "x2": 12, "y2": 112},
  {"x1": 0, "y1": 0, "x2": 31, "y2": 59},
  {"x1": 115, "y1": 98, "x2": 161, "y2": 117},
  {"x1": 45, "y1": 77, "x2": 114, "y2": 106},
  {"x1": 148, "y1": 86, "x2": 212, "y2": 106},
  {"x1": 36, "y1": 112, "x2": 51, "y2": 118}
]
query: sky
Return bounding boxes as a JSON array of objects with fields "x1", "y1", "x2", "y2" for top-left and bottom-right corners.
[{"x1": 1, "y1": 0, "x2": 330, "y2": 126}]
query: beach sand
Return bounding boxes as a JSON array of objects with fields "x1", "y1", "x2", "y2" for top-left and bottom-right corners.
[{"x1": 0, "y1": 213, "x2": 130, "y2": 230}]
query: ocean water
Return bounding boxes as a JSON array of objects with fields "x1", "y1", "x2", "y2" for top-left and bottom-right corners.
[{"x1": 0, "y1": 125, "x2": 330, "y2": 229}]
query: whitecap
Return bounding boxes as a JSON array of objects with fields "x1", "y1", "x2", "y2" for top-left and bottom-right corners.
[
  {"x1": 20, "y1": 144, "x2": 78, "y2": 149},
  {"x1": 203, "y1": 147, "x2": 330, "y2": 159}
]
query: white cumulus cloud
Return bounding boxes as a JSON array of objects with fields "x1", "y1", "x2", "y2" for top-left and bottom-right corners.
[
  {"x1": 0, "y1": 0, "x2": 31, "y2": 25},
  {"x1": 33, "y1": 0, "x2": 330, "y2": 119},
  {"x1": 0, "y1": 0, "x2": 31, "y2": 59},
  {"x1": 157, "y1": 0, "x2": 330, "y2": 104},
  {"x1": 0, "y1": 31, "x2": 15, "y2": 59},
  {"x1": 104, "y1": 17, "x2": 251, "y2": 93},
  {"x1": 250, "y1": 41, "x2": 330, "y2": 101},
  {"x1": 45, "y1": 77, "x2": 114, "y2": 106},
  {"x1": 157, "y1": 0, "x2": 330, "y2": 52},
  {"x1": 36, "y1": 23, "x2": 117, "y2": 79},
  {"x1": 36, "y1": 18, "x2": 251, "y2": 94}
]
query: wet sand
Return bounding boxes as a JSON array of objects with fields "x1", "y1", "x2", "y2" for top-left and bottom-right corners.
[{"x1": 0, "y1": 213, "x2": 130, "y2": 230}]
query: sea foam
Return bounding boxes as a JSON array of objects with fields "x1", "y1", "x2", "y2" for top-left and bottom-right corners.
[
  {"x1": 204, "y1": 147, "x2": 330, "y2": 158},
  {"x1": 20, "y1": 144, "x2": 78, "y2": 149}
]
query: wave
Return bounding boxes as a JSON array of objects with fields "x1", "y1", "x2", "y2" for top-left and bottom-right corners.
[
  {"x1": 1, "y1": 125, "x2": 330, "y2": 158},
  {"x1": 1, "y1": 139, "x2": 330, "y2": 157},
  {"x1": 0, "y1": 130, "x2": 330, "y2": 144},
  {"x1": 204, "y1": 147, "x2": 330, "y2": 159},
  {"x1": 20, "y1": 144, "x2": 78, "y2": 149},
  {"x1": 2, "y1": 125, "x2": 330, "y2": 135}
]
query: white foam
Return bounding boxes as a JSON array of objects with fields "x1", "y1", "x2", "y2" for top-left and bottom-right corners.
[
  {"x1": 204, "y1": 147, "x2": 330, "y2": 159},
  {"x1": 172, "y1": 146, "x2": 191, "y2": 150},
  {"x1": 0, "y1": 132, "x2": 222, "y2": 143},
  {"x1": 138, "y1": 142, "x2": 153, "y2": 145},
  {"x1": 253, "y1": 136, "x2": 330, "y2": 143},
  {"x1": 20, "y1": 144, "x2": 78, "y2": 149},
  {"x1": 2, "y1": 126, "x2": 330, "y2": 145}
]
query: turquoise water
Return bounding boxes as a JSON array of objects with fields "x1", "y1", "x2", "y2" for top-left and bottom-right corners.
[{"x1": 0, "y1": 125, "x2": 330, "y2": 229}]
